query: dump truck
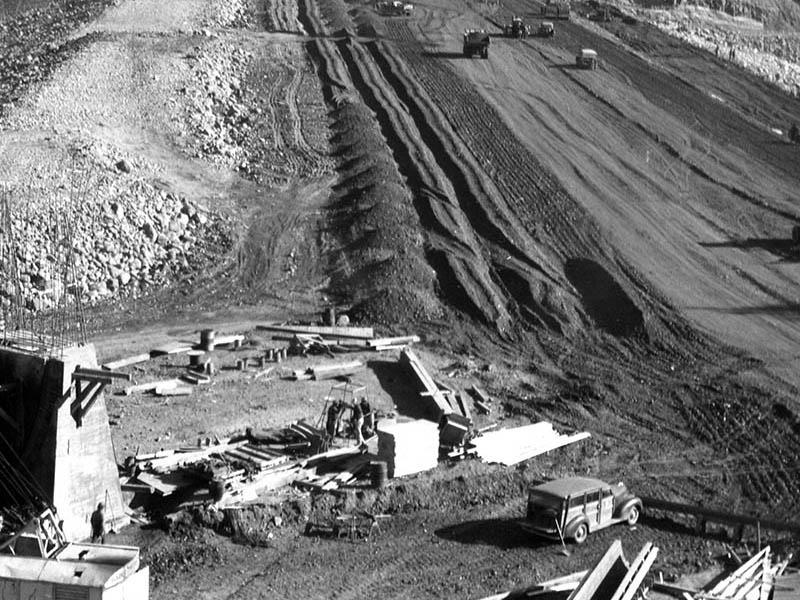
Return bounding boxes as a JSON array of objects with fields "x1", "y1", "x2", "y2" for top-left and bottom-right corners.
[
  {"x1": 463, "y1": 29, "x2": 490, "y2": 59},
  {"x1": 537, "y1": 21, "x2": 555, "y2": 37},
  {"x1": 576, "y1": 48, "x2": 598, "y2": 69},
  {"x1": 376, "y1": 0, "x2": 413, "y2": 15},
  {"x1": 504, "y1": 16, "x2": 530, "y2": 38},
  {"x1": 542, "y1": 0, "x2": 570, "y2": 20}
]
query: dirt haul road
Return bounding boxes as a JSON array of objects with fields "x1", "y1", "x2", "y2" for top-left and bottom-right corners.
[{"x1": 4, "y1": 0, "x2": 800, "y2": 597}]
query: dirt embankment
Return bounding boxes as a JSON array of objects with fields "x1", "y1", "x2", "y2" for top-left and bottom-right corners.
[{"x1": 3, "y1": 0, "x2": 800, "y2": 596}]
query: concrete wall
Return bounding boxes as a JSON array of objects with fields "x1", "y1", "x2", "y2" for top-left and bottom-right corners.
[{"x1": 0, "y1": 344, "x2": 127, "y2": 542}]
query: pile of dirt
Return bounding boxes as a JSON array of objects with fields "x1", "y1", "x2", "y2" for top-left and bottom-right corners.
[{"x1": 322, "y1": 91, "x2": 442, "y2": 325}]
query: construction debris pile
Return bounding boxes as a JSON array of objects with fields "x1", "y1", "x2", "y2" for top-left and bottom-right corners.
[{"x1": 124, "y1": 422, "x2": 375, "y2": 508}]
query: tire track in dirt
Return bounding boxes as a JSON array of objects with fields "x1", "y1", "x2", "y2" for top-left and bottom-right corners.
[
  {"x1": 383, "y1": 19, "x2": 652, "y2": 338},
  {"x1": 285, "y1": 64, "x2": 327, "y2": 172},
  {"x1": 265, "y1": 0, "x2": 303, "y2": 33},
  {"x1": 366, "y1": 40, "x2": 581, "y2": 332},
  {"x1": 335, "y1": 37, "x2": 512, "y2": 328}
]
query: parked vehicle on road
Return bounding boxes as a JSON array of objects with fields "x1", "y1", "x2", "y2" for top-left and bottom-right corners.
[
  {"x1": 576, "y1": 48, "x2": 598, "y2": 69},
  {"x1": 376, "y1": 0, "x2": 413, "y2": 16},
  {"x1": 504, "y1": 16, "x2": 530, "y2": 38},
  {"x1": 463, "y1": 29, "x2": 490, "y2": 59},
  {"x1": 523, "y1": 477, "x2": 642, "y2": 544},
  {"x1": 537, "y1": 21, "x2": 555, "y2": 37}
]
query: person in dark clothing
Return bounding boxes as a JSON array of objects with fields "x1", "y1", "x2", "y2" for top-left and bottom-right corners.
[
  {"x1": 350, "y1": 402, "x2": 365, "y2": 446},
  {"x1": 326, "y1": 399, "x2": 343, "y2": 438},
  {"x1": 90, "y1": 503, "x2": 105, "y2": 544},
  {"x1": 359, "y1": 397, "x2": 374, "y2": 436}
]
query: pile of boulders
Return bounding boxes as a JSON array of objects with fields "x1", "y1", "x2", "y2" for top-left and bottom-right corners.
[
  {"x1": 2, "y1": 170, "x2": 232, "y2": 312},
  {"x1": 646, "y1": 7, "x2": 800, "y2": 97},
  {"x1": 200, "y1": 0, "x2": 256, "y2": 29},
  {"x1": 182, "y1": 37, "x2": 254, "y2": 171}
]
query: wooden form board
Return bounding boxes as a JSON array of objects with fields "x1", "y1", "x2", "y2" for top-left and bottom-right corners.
[{"x1": 257, "y1": 324, "x2": 375, "y2": 340}]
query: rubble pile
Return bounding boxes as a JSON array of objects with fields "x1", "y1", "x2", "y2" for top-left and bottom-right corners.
[
  {"x1": 180, "y1": 38, "x2": 333, "y2": 184},
  {"x1": 2, "y1": 166, "x2": 232, "y2": 311},
  {"x1": 646, "y1": 7, "x2": 800, "y2": 96},
  {"x1": 182, "y1": 39, "x2": 253, "y2": 169},
  {"x1": 0, "y1": 0, "x2": 115, "y2": 111},
  {"x1": 200, "y1": 0, "x2": 256, "y2": 29}
]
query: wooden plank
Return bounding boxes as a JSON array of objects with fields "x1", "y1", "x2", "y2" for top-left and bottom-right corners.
[
  {"x1": 399, "y1": 348, "x2": 452, "y2": 417},
  {"x1": 642, "y1": 498, "x2": 800, "y2": 534},
  {"x1": 456, "y1": 393, "x2": 471, "y2": 420},
  {"x1": 257, "y1": 323, "x2": 374, "y2": 340},
  {"x1": 311, "y1": 360, "x2": 364, "y2": 380},
  {"x1": 150, "y1": 341, "x2": 194, "y2": 356},
  {"x1": 474, "y1": 399, "x2": 491, "y2": 414},
  {"x1": 155, "y1": 386, "x2": 193, "y2": 396},
  {"x1": 135, "y1": 471, "x2": 199, "y2": 496},
  {"x1": 71, "y1": 372, "x2": 114, "y2": 385},
  {"x1": 74, "y1": 367, "x2": 131, "y2": 381},
  {"x1": 470, "y1": 384, "x2": 491, "y2": 404},
  {"x1": 366, "y1": 335, "x2": 420, "y2": 347},
  {"x1": 124, "y1": 379, "x2": 182, "y2": 395},
  {"x1": 213, "y1": 334, "x2": 245, "y2": 346},
  {"x1": 102, "y1": 353, "x2": 152, "y2": 370},
  {"x1": 570, "y1": 540, "x2": 626, "y2": 600},
  {"x1": 612, "y1": 543, "x2": 659, "y2": 600}
]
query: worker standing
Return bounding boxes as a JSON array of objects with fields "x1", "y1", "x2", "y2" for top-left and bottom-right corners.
[
  {"x1": 326, "y1": 399, "x2": 343, "y2": 439},
  {"x1": 359, "y1": 397, "x2": 374, "y2": 436},
  {"x1": 351, "y1": 401, "x2": 365, "y2": 447},
  {"x1": 90, "y1": 503, "x2": 105, "y2": 544}
]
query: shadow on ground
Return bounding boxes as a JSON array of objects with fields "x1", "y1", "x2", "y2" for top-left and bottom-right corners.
[
  {"x1": 700, "y1": 238, "x2": 800, "y2": 262},
  {"x1": 435, "y1": 517, "x2": 551, "y2": 550},
  {"x1": 368, "y1": 359, "x2": 431, "y2": 420}
]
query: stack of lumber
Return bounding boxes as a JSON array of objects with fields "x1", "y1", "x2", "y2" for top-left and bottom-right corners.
[
  {"x1": 469, "y1": 422, "x2": 590, "y2": 466},
  {"x1": 377, "y1": 419, "x2": 439, "y2": 478},
  {"x1": 399, "y1": 348, "x2": 453, "y2": 419},
  {"x1": 257, "y1": 323, "x2": 419, "y2": 352},
  {"x1": 690, "y1": 546, "x2": 784, "y2": 600},
  {"x1": 567, "y1": 540, "x2": 658, "y2": 600}
]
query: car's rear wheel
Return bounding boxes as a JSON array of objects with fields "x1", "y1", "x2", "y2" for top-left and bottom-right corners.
[
  {"x1": 573, "y1": 523, "x2": 589, "y2": 544},
  {"x1": 626, "y1": 506, "x2": 640, "y2": 526}
]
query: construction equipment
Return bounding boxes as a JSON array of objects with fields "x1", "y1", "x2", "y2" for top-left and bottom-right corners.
[
  {"x1": 537, "y1": 21, "x2": 555, "y2": 37},
  {"x1": 376, "y1": 0, "x2": 413, "y2": 16},
  {"x1": 503, "y1": 16, "x2": 530, "y2": 38},
  {"x1": 541, "y1": 0, "x2": 570, "y2": 20},
  {"x1": 463, "y1": 29, "x2": 490, "y2": 59},
  {"x1": 576, "y1": 48, "x2": 598, "y2": 70}
]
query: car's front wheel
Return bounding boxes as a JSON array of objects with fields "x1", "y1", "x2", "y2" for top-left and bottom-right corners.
[
  {"x1": 573, "y1": 523, "x2": 589, "y2": 544},
  {"x1": 626, "y1": 505, "x2": 640, "y2": 526}
]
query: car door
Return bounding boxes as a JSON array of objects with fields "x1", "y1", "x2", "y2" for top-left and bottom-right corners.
[
  {"x1": 599, "y1": 487, "x2": 614, "y2": 527},
  {"x1": 583, "y1": 489, "x2": 601, "y2": 531}
]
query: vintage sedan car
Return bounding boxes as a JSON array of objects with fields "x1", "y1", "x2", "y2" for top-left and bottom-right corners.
[{"x1": 523, "y1": 477, "x2": 642, "y2": 544}]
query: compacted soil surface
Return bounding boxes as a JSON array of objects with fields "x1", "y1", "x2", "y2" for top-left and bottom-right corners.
[{"x1": 2, "y1": 0, "x2": 800, "y2": 597}]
